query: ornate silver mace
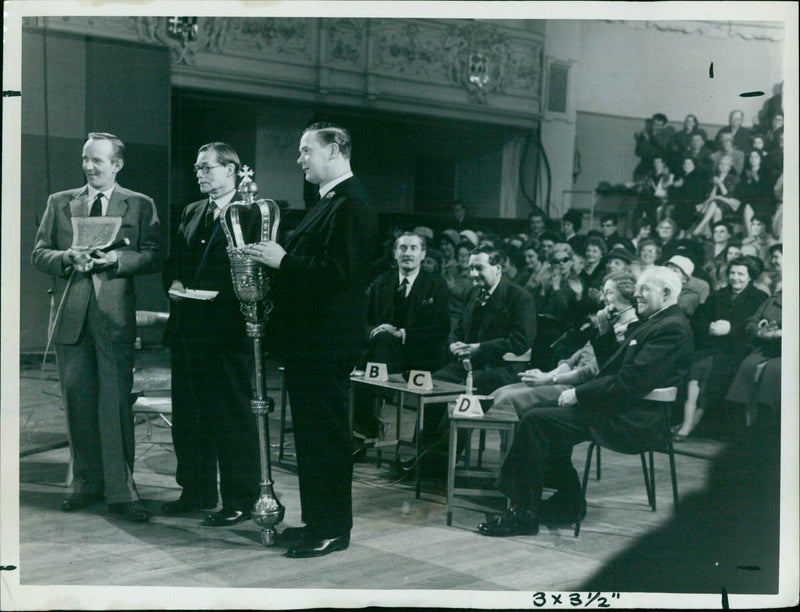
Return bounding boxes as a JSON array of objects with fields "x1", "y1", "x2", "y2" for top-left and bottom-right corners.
[{"x1": 219, "y1": 166, "x2": 285, "y2": 546}]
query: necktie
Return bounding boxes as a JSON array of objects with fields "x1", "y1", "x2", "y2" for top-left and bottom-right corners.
[
  {"x1": 204, "y1": 201, "x2": 217, "y2": 229},
  {"x1": 397, "y1": 277, "x2": 409, "y2": 298},
  {"x1": 90, "y1": 193, "x2": 103, "y2": 217},
  {"x1": 478, "y1": 288, "x2": 490, "y2": 306}
]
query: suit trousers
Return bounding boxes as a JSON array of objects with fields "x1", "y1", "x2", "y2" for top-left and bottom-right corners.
[
  {"x1": 285, "y1": 356, "x2": 353, "y2": 537},
  {"x1": 56, "y1": 290, "x2": 137, "y2": 504},
  {"x1": 496, "y1": 404, "x2": 592, "y2": 509},
  {"x1": 169, "y1": 336, "x2": 259, "y2": 509},
  {"x1": 491, "y1": 382, "x2": 572, "y2": 419}
]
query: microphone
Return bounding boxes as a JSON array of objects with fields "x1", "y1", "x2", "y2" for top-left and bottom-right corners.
[{"x1": 96, "y1": 237, "x2": 131, "y2": 253}]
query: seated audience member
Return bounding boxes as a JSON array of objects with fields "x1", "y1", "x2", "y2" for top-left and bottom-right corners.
[
  {"x1": 630, "y1": 216, "x2": 653, "y2": 251},
  {"x1": 423, "y1": 245, "x2": 536, "y2": 448},
  {"x1": 517, "y1": 238, "x2": 546, "y2": 293},
  {"x1": 669, "y1": 157, "x2": 709, "y2": 231},
  {"x1": 664, "y1": 255, "x2": 709, "y2": 317},
  {"x1": 528, "y1": 207, "x2": 548, "y2": 242},
  {"x1": 761, "y1": 112, "x2": 783, "y2": 152},
  {"x1": 532, "y1": 243, "x2": 585, "y2": 369},
  {"x1": 562, "y1": 209, "x2": 586, "y2": 255},
  {"x1": 671, "y1": 114, "x2": 708, "y2": 170},
  {"x1": 693, "y1": 155, "x2": 740, "y2": 237},
  {"x1": 635, "y1": 156, "x2": 673, "y2": 224},
  {"x1": 726, "y1": 288, "x2": 782, "y2": 425},
  {"x1": 438, "y1": 229, "x2": 461, "y2": 278},
  {"x1": 741, "y1": 215, "x2": 778, "y2": 265},
  {"x1": 421, "y1": 247, "x2": 444, "y2": 276},
  {"x1": 674, "y1": 257, "x2": 768, "y2": 441},
  {"x1": 762, "y1": 132, "x2": 784, "y2": 187},
  {"x1": 703, "y1": 221, "x2": 732, "y2": 280},
  {"x1": 685, "y1": 132, "x2": 714, "y2": 178},
  {"x1": 501, "y1": 246, "x2": 526, "y2": 285},
  {"x1": 491, "y1": 273, "x2": 638, "y2": 418},
  {"x1": 714, "y1": 109, "x2": 752, "y2": 154},
  {"x1": 445, "y1": 239, "x2": 476, "y2": 334},
  {"x1": 459, "y1": 229, "x2": 479, "y2": 248},
  {"x1": 767, "y1": 243, "x2": 782, "y2": 292},
  {"x1": 451, "y1": 199, "x2": 472, "y2": 231},
  {"x1": 750, "y1": 133, "x2": 768, "y2": 163},
  {"x1": 599, "y1": 214, "x2": 634, "y2": 253},
  {"x1": 633, "y1": 113, "x2": 676, "y2": 181},
  {"x1": 538, "y1": 231, "x2": 563, "y2": 263},
  {"x1": 604, "y1": 246, "x2": 634, "y2": 278},
  {"x1": 353, "y1": 232, "x2": 450, "y2": 438},
  {"x1": 707, "y1": 239, "x2": 742, "y2": 291},
  {"x1": 734, "y1": 152, "x2": 777, "y2": 232},
  {"x1": 478, "y1": 267, "x2": 692, "y2": 536},
  {"x1": 655, "y1": 217, "x2": 681, "y2": 262},
  {"x1": 580, "y1": 236, "x2": 608, "y2": 310},
  {"x1": 631, "y1": 238, "x2": 660, "y2": 278}
]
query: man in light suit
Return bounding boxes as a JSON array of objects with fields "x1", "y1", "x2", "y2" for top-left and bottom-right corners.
[
  {"x1": 353, "y1": 231, "x2": 450, "y2": 439},
  {"x1": 478, "y1": 266, "x2": 693, "y2": 537},
  {"x1": 161, "y1": 142, "x2": 261, "y2": 526},
  {"x1": 32, "y1": 132, "x2": 163, "y2": 522},
  {"x1": 245, "y1": 122, "x2": 378, "y2": 558}
]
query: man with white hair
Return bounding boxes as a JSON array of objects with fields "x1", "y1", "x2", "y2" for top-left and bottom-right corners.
[{"x1": 478, "y1": 266, "x2": 693, "y2": 537}]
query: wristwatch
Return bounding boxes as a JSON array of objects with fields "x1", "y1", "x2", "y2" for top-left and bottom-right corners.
[{"x1": 551, "y1": 374, "x2": 558, "y2": 384}]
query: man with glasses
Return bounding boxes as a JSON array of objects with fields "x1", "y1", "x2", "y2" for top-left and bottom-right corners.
[
  {"x1": 161, "y1": 142, "x2": 260, "y2": 527},
  {"x1": 32, "y1": 132, "x2": 163, "y2": 522},
  {"x1": 478, "y1": 266, "x2": 692, "y2": 537}
]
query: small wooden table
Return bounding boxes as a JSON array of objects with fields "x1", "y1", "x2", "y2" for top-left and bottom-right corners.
[{"x1": 349, "y1": 372, "x2": 466, "y2": 498}]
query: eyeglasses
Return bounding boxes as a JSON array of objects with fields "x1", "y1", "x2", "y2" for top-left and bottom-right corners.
[
  {"x1": 193, "y1": 164, "x2": 223, "y2": 174},
  {"x1": 553, "y1": 257, "x2": 572, "y2": 265}
]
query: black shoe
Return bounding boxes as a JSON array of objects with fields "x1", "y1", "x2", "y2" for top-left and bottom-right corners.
[
  {"x1": 280, "y1": 525, "x2": 311, "y2": 545},
  {"x1": 61, "y1": 491, "x2": 104, "y2": 512},
  {"x1": 286, "y1": 533, "x2": 350, "y2": 558},
  {"x1": 161, "y1": 494, "x2": 217, "y2": 516},
  {"x1": 108, "y1": 501, "x2": 152, "y2": 522},
  {"x1": 539, "y1": 491, "x2": 586, "y2": 525},
  {"x1": 477, "y1": 508, "x2": 539, "y2": 537},
  {"x1": 203, "y1": 507, "x2": 250, "y2": 527}
]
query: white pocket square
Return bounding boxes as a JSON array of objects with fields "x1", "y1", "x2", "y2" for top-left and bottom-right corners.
[{"x1": 628, "y1": 339, "x2": 637, "y2": 346}]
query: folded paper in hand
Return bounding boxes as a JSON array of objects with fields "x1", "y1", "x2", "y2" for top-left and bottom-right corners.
[
  {"x1": 71, "y1": 217, "x2": 121, "y2": 249},
  {"x1": 168, "y1": 288, "x2": 219, "y2": 301}
]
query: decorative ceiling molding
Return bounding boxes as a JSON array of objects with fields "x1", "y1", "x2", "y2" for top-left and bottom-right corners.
[{"x1": 605, "y1": 20, "x2": 784, "y2": 43}]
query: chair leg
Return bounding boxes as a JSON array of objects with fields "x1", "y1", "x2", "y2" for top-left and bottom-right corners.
[
  {"x1": 667, "y1": 443, "x2": 679, "y2": 512},
  {"x1": 576, "y1": 442, "x2": 596, "y2": 537},
  {"x1": 640, "y1": 453, "x2": 654, "y2": 510},
  {"x1": 446, "y1": 423, "x2": 458, "y2": 526},
  {"x1": 376, "y1": 398, "x2": 387, "y2": 467},
  {"x1": 477, "y1": 429, "x2": 486, "y2": 469},
  {"x1": 649, "y1": 450, "x2": 656, "y2": 511},
  {"x1": 596, "y1": 445, "x2": 601, "y2": 480}
]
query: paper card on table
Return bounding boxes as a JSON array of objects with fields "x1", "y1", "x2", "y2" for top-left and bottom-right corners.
[
  {"x1": 406, "y1": 370, "x2": 433, "y2": 390},
  {"x1": 364, "y1": 362, "x2": 389, "y2": 382},
  {"x1": 450, "y1": 394, "x2": 484, "y2": 419}
]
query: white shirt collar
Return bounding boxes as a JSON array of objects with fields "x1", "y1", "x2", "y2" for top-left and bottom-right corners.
[
  {"x1": 486, "y1": 276, "x2": 502, "y2": 296},
  {"x1": 319, "y1": 170, "x2": 354, "y2": 199},
  {"x1": 398, "y1": 267, "x2": 421, "y2": 295},
  {"x1": 86, "y1": 184, "x2": 116, "y2": 215}
]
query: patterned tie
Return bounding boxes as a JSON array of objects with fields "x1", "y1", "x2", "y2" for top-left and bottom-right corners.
[
  {"x1": 90, "y1": 193, "x2": 103, "y2": 217},
  {"x1": 204, "y1": 201, "x2": 217, "y2": 229},
  {"x1": 478, "y1": 288, "x2": 490, "y2": 306}
]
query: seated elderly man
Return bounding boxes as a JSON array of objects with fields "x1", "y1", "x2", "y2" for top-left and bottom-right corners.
[
  {"x1": 418, "y1": 244, "x2": 536, "y2": 465},
  {"x1": 664, "y1": 254, "x2": 710, "y2": 317},
  {"x1": 491, "y1": 273, "x2": 638, "y2": 419},
  {"x1": 353, "y1": 231, "x2": 450, "y2": 439},
  {"x1": 478, "y1": 266, "x2": 693, "y2": 536}
]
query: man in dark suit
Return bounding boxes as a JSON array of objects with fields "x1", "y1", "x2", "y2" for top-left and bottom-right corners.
[
  {"x1": 161, "y1": 142, "x2": 260, "y2": 526},
  {"x1": 32, "y1": 132, "x2": 163, "y2": 522},
  {"x1": 420, "y1": 244, "x2": 536, "y2": 459},
  {"x1": 353, "y1": 231, "x2": 450, "y2": 439},
  {"x1": 245, "y1": 123, "x2": 378, "y2": 558},
  {"x1": 478, "y1": 266, "x2": 693, "y2": 537}
]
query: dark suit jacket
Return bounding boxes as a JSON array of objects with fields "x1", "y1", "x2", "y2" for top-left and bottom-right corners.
[
  {"x1": 272, "y1": 176, "x2": 378, "y2": 362},
  {"x1": 365, "y1": 269, "x2": 450, "y2": 371},
  {"x1": 453, "y1": 276, "x2": 537, "y2": 369},
  {"x1": 576, "y1": 303, "x2": 694, "y2": 453},
  {"x1": 162, "y1": 196, "x2": 259, "y2": 348},
  {"x1": 32, "y1": 185, "x2": 163, "y2": 344}
]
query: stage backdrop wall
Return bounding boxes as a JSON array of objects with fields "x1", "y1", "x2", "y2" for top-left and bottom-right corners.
[{"x1": 20, "y1": 29, "x2": 170, "y2": 353}]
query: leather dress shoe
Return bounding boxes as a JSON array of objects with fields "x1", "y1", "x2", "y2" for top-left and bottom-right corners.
[
  {"x1": 61, "y1": 492, "x2": 104, "y2": 512},
  {"x1": 280, "y1": 526, "x2": 311, "y2": 544},
  {"x1": 108, "y1": 501, "x2": 152, "y2": 522},
  {"x1": 161, "y1": 495, "x2": 217, "y2": 516},
  {"x1": 286, "y1": 533, "x2": 350, "y2": 558},
  {"x1": 203, "y1": 507, "x2": 250, "y2": 527},
  {"x1": 478, "y1": 508, "x2": 539, "y2": 537},
  {"x1": 539, "y1": 491, "x2": 586, "y2": 525}
]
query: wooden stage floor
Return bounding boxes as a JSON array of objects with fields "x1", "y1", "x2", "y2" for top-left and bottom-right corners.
[{"x1": 13, "y1": 349, "x2": 783, "y2": 607}]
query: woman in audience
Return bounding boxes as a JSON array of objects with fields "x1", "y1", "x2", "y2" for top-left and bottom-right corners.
[
  {"x1": 438, "y1": 229, "x2": 460, "y2": 278},
  {"x1": 421, "y1": 247, "x2": 444, "y2": 276},
  {"x1": 655, "y1": 217, "x2": 681, "y2": 262},
  {"x1": 502, "y1": 246, "x2": 526, "y2": 284},
  {"x1": 767, "y1": 243, "x2": 782, "y2": 293},
  {"x1": 517, "y1": 239, "x2": 545, "y2": 292},
  {"x1": 702, "y1": 221, "x2": 732, "y2": 288},
  {"x1": 630, "y1": 238, "x2": 660, "y2": 278},
  {"x1": 444, "y1": 240, "x2": 475, "y2": 334},
  {"x1": 636, "y1": 156, "x2": 673, "y2": 224},
  {"x1": 531, "y1": 243, "x2": 585, "y2": 369},
  {"x1": 561, "y1": 209, "x2": 585, "y2": 255},
  {"x1": 685, "y1": 132, "x2": 714, "y2": 178},
  {"x1": 741, "y1": 215, "x2": 778, "y2": 266},
  {"x1": 579, "y1": 236, "x2": 607, "y2": 306},
  {"x1": 630, "y1": 216, "x2": 653, "y2": 251},
  {"x1": 693, "y1": 155, "x2": 741, "y2": 237},
  {"x1": 726, "y1": 287, "x2": 781, "y2": 425},
  {"x1": 674, "y1": 257, "x2": 768, "y2": 440},
  {"x1": 733, "y1": 151, "x2": 776, "y2": 233},
  {"x1": 707, "y1": 240, "x2": 742, "y2": 291},
  {"x1": 671, "y1": 114, "x2": 708, "y2": 166},
  {"x1": 491, "y1": 272, "x2": 637, "y2": 418},
  {"x1": 669, "y1": 157, "x2": 709, "y2": 231}
]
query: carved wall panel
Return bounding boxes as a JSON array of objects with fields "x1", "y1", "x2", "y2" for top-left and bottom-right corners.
[{"x1": 24, "y1": 16, "x2": 544, "y2": 126}]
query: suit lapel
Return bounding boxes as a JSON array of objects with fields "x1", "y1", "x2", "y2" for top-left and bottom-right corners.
[
  {"x1": 106, "y1": 187, "x2": 130, "y2": 219},
  {"x1": 478, "y1": 278, "x2": 505, "y2": 338},
  {"x1": 68, "y1": 187, "x2": 90, "y2": 217},
  {"x1": 286, "y1": 190, "x2": 335, "y2": 249}
]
